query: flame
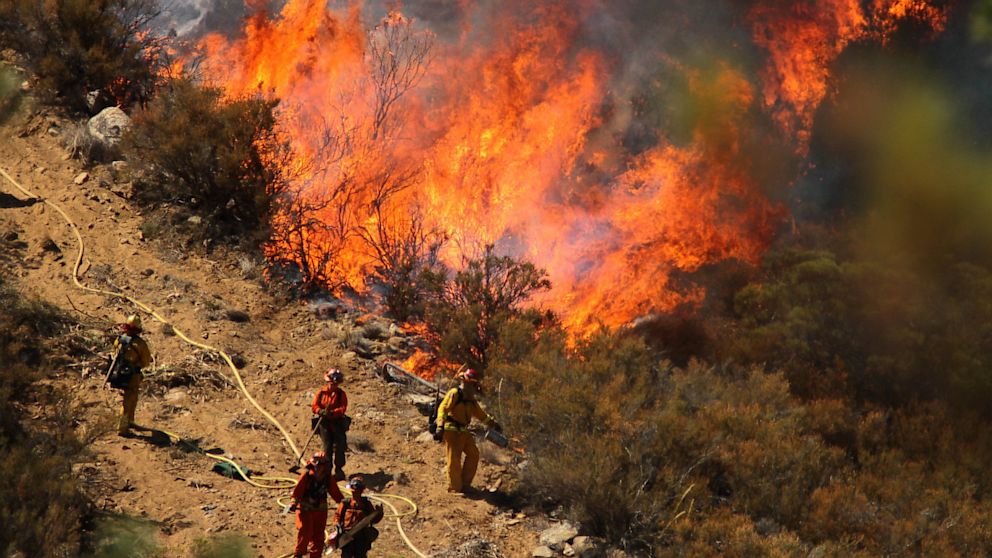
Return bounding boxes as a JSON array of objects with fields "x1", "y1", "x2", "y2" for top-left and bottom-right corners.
[
  {"x1": 188, "y1": 0, "x2": 948, "y2": 336},
  {"x1": 399, "y1": 348, "x2": 462, "y2": 382},
  {"x1": 750, "y1": 0, "x2": 948, "y2": 154}
]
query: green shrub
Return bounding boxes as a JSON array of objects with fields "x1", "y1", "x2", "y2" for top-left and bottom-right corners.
[
  {"x1": 0, "y1": 0, "x2": 167, "y2": 112},
  {"x1": 0, "y1": 275, "x2": 88, "y2": 558},
  {"x1": 124, "y1": 78, "x2": 291, "y2": 247},
  {"x1": 426, "y1": 245, "x2": 550, "y2": 370},
  {"x1": 728, "y1": 248, "x2": 992, "y2": 410}
]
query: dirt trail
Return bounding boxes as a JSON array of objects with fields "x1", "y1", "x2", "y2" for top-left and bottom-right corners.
[{"x1": 0, "y1": 103, "x2": 539, "y2": 557}]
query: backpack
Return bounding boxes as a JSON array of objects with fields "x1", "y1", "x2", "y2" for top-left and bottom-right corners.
[
  {"x1": 428, "y1": 387, "x2": 461, "y2": 435},
  {"x1": 108, "y1": 334, "x2": 140, "y2": 389}
]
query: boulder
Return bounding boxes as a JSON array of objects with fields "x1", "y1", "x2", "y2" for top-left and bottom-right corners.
[
  {"x1": 571, "y1": 536, "x2": 606, "y2": 558},
  {"x1": 532, "y1": 547, "x2": 556, "y2": 558},
  {"x1": 87, "y1": 107, "x2": 130, "y2": 148},
  {"x1": 540, "y1": 521, "x2": 579, "y2": 549}
]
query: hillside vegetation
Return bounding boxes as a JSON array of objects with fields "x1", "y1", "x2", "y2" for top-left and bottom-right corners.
[{"x1": 3, "y1": 2, "x2": 992, "y2": 557}]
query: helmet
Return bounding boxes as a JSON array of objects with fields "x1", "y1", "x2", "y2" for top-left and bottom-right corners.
[
  {"x1": 311, "y1": 451, "x2": 329, "y2": 465},
  {"x1": 459, "y1": 368, "x2": 481, "y2": 383},
  {"x1": 323, "y1": 368, "x2": 344, "y2": 383},
  {"x1": 347, "y1": 474, "x2": 366, "y2": 490},
  {"x1": 123, "y1": 314, "x2": 142, "y2": 332}
]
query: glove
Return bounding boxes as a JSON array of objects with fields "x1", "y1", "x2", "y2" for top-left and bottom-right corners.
[
  {"x1": 289, "y1": 503, "x2": 298, "y2": 512},
  {"x1": 432, "y1": 430, "x2": 444, "y2": 442}
]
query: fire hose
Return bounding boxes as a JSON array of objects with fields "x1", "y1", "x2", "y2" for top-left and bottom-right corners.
[{"x1": 0, "y1": 165, "x2": 427, "y2": 557}]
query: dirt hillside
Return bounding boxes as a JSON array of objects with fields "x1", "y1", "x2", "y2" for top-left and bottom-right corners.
[{"x1": 0, "y1": 97, "x2": 544, "y2": 557}]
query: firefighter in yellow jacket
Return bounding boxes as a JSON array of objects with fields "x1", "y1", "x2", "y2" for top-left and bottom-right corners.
[
  {"x1": 435, "y1": 369, "x2": 501, "y2": 494},
  {"x1": 111, "y1": 314, "x2": 152, "y2": 436}
]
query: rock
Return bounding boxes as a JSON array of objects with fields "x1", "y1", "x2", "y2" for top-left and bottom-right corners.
[
  {"x1": 229, "y1": 353, "x2": 247, "y2": 369},
  {"x1": 352, "y1": 339, "x2": 376, "y2": 359},
  {"x1": 71, "y1": 462, "x2": 99, "y2": 476},
  {"x1": 224, "y1": 309, "x2": 250, "y2": 323},
  {"x1": 312, "y1": 300, "x2": 342, "y2": 319},
  {"x1": 415, "y1": 431, "x2": 434, "y2": 444},
  {"x1": 164, "y1": 389, "x2": 187, "y2": 402},
  {"x1": 540, "y1": 521, "x2": 579, "y2": 549},
  {"x1": 74, "y1": 171, "x2": 89, "y2": 185},
  {"x1": 187, "y1": 215, "x2": 203, "y2": 225},
  {"x1": 571, "y1": 536, "x2": 606, "y2": 558},
  {"x1": 85, "y1": 89, "x2": 114, "y2": 113},
  {"x1": 140, "y1": 268, "x2": 154, "y2": 277},
  {"x1": 110, "y1": 160, "x2": 129, "y2": 182},
  {"x1": 532, "y1": 546, "x2": 556, "y2": 558},
  {"x1": 360, "y1": 320, "x2": 389, "y2": 341},
  {"x1": 387, "y1": 336, "x2": 406, "y2": 351},
  {"x1": 87, "y1": 106, "x2": 130, "y2": 148},
  {"x1": 563, "y1": 544, "x2": 575, "y2": 557},
  {"x1": 388, "y1": 323, "x2": 405, "y2": 336},
  {"x1": 808, "y1": 546, "x2": 827, "y2": 558},
  {"x1": 40, "y1": 238, "x2": 60, "y2": 254},
  {"x1": 407, "y1": 393, "x2": 434, "y2": 410},
  {"x1": 3, "y1": 231, "x2": 17, "y2": 241}
]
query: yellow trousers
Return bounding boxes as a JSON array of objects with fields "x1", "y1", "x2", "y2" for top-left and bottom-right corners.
[
  {"x1": 118, "y1": 374, "x2": 142, "y2": 434},
  {"x1": 443, "y1": 430, "x2": 479, "y2": 493}
]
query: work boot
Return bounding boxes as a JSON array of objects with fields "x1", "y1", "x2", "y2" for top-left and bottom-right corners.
[{"x1": 334, "y1": 468, "x2": 346, "y2": 481}]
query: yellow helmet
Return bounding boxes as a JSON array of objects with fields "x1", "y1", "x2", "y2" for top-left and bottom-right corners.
[{"x1": 124, "y1": 314, "x2": 142, "y2": 331}]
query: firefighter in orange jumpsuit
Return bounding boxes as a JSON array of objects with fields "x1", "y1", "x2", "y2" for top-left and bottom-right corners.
[
  {"x1": 331, "y1": 475, "x2": 383, "y2": 558},
  {"x1": 290, "y1": 451, "x2": 343, "y2": 558},
  {"x1": 311, "y1": 368, "x2": 349, "y2": 480},
  {"x1": 113, "y1": 314, "x2": 152, "y2": 436},
  {"x1": 435, "y1": 369, "x2": 501, "y2": 494}
]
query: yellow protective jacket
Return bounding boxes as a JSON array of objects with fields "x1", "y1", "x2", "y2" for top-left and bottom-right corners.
[
  {"x1": 114, "y1": 334, "x2": 152, "y2": 371},
  {"x1": 437, "y1": 387, "x2": 494, "y2": 432}
]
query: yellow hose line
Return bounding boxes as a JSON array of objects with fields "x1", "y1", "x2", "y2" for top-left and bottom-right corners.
[
  {"x1": 0, "y1": 165, "x2": 302, "y2": 459},
  {"x1": 0, "y1": 165, "x2": 426, "y2": 557}
]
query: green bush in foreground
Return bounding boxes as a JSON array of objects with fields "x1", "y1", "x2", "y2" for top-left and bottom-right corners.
[
  {"x1": 125, "y1": 78, "x2": 291, "y2": 248},
  {"x1": 491, "y1": 322, "x2": 992, "y2": 556},
  {"x1": 0, "y1": 275, "x2": 88, "y2": 558}
]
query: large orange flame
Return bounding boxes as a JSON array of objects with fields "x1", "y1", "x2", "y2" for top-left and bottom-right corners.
[
  {"x1": 750, "y1": 0, "x2": 948, "y2": 154},
  {"x1": 189, "y1": 0, "x2": 947, "y2": 336}
]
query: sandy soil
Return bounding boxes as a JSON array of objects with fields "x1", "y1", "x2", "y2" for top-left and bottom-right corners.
[{"x1": 0, "y1": 98, "x2": 543, "y2": 557}]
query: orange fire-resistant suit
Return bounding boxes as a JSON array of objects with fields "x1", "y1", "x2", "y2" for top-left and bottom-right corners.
[
  {"x1": 437, "y1": 387, "x2": 496, "y2": 493},
  {"x1": 113, "y1": 333, "x2": 152, "y2": 435},
  {"x1": 311, "y1": 385, "x2": 349, "y2": 475},
  {"x1": 291, "y1": 467, "x2": 343, "y2": 558},
  {"x1": 333, "y1": 494, "x2": 383, "y2": 558}
]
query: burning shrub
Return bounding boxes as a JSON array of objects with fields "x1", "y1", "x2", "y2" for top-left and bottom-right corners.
[
  {"x1": 0, "y1": 0, "x2": 168, "y2": 112},
  {"x1": 426, "y1": 245, "x2": 551, "y2": 370},
  {"x1": 361, "y1": 206, "x2": 447, "y2": 322},
  {"x1": 124, "y1": 78, "x2": 291, "y2": 247}
]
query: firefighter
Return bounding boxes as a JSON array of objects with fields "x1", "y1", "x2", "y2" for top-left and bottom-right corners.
[
  {"x1": 290, "y1": 451, "x2": 344, "y2": 558},
  {"x1": 331, "y1": 475, "x2": 383, "y2": 558},
  {"x1": 435, "y1": 369, "x2": 501, "y2": 494},
  {"x1": 312, "y1": 368, "x2": 349, "y2": 480},
  {"x1": 113, "y1": 314, "x2": 152, "y2": 436}
]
